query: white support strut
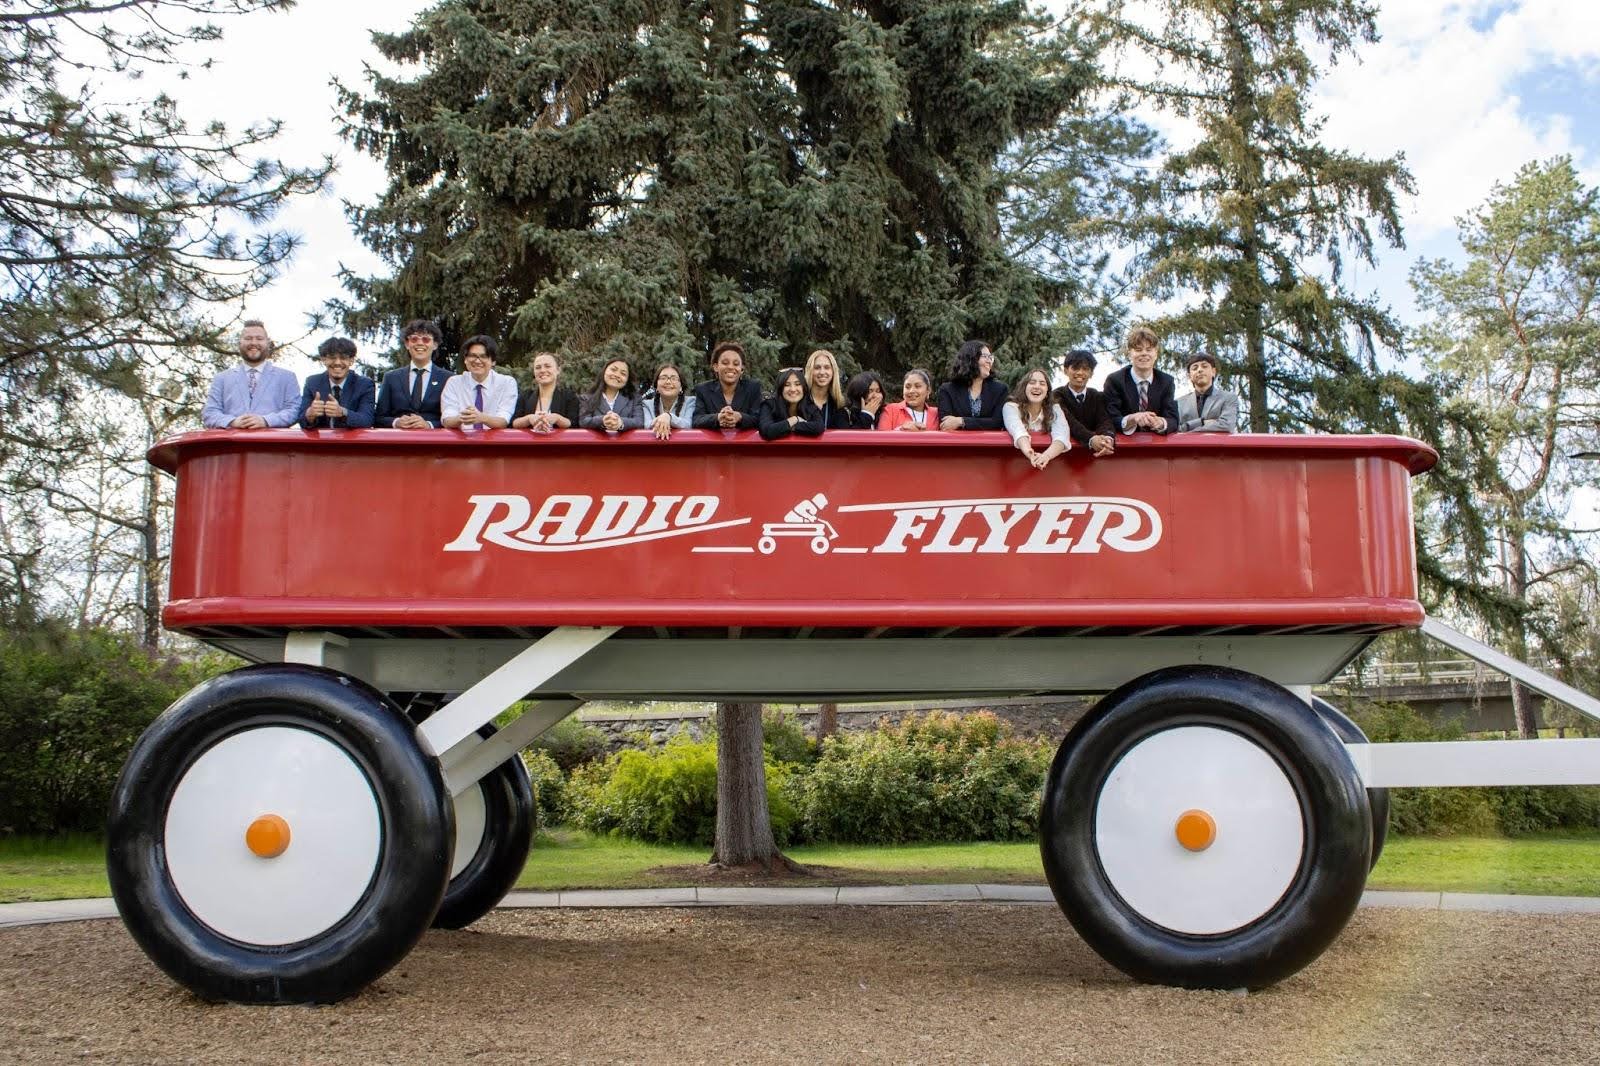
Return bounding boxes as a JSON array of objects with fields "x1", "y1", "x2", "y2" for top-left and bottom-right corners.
[
  {"x1": 1349, "y1": 738, "x2": 1600, "y2": 788},
  {"x1": 440, "y1": 699, "x2": 584, "y2": 797},
  {"x1": 415, "y1": 626, "x2": 617, "y2": 758},
  {"x1": 1421, "y1": 616, "x2": 1600, "y2": 723}
]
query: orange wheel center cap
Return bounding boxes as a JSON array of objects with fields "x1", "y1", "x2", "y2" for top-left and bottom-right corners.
[
  {"x1": 245, "y1": 813, "x2": 292, "y2": 859},
  {"x1": 1174, "y1": 809, "x2": 1217, "y2": 852}
]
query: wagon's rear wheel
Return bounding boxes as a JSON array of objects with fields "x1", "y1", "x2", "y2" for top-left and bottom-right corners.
[
  {"x1": 1311, "y1": 696, "x2": 1389, "y2": 870},
  {"x1": 107, "y1": 664, "x2": 452, "y2": 1004},
  {"x1": 1041, "y1": 666, "x2": 1370, "y2": 989},
  {"x1": 433, "y1": 727, "x2": 535, "y2": 929}
]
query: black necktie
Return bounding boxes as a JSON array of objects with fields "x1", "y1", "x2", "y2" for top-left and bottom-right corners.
[
  {"x1": 331, "y1": 383, "x2": 342, "y2": 427},
  {"x1": 410, "y1": 368, "x2": 425, "y2": 409},
  {"x1": 1195, "y1": 390, "x2": 1209, "y2": 422}
]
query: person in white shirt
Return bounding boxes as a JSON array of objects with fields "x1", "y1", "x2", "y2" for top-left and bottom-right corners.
[
  {"x1": 441, "y1": 335, "x2": 518, "y2": 431},
  {"x1": 1002, "y1": 367, "x2": 1072, "y2": 470}
]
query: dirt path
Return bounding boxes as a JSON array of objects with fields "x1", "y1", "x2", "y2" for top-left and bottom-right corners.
[{"x1": 2, "y1": 906, "x2": 1596, "y2": 1064}]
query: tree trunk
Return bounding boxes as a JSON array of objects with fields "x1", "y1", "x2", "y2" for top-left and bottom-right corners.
[
  {"x1": 816, "y1": 702, "x2": 838, "y2": 743},
  {"x1": 139, "y1": 464, "x2": 162, "y2": 651},
  {"x1": 711, "y1": 702, "x2": 800, "y2": 873},
  {"x1": 1506, "y1": 532, "x2": 1539, "y2": 739}
]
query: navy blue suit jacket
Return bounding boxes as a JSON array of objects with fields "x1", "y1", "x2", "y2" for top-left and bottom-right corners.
[
  {"x1": 1102, "y1": 366, "x2": 1180, "y2": 435},
  {"x1": 376, "y1": 363, "x2": 451, "y2": 428},
  {"x1": 298, "y1": 372, "x2": 375, "y2": 430}
]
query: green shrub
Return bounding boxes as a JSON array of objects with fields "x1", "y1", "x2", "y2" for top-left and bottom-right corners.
[
  {"x1": 521, "y1": 749, "x2": 567, "y2": 828},
  {"x1": 566, "y1": 736, "x2": 796, "y2": 846},
  {"x1": 531, "y1": 716, "x2": 611, "y2": 772},
  {"x1": 783, "y1": 711, "x2": 1053, "y2": 844},
  {"x1": 0, "y1": 627, "x2": 227, "y2": 834},
  {"x1": 761, "y1": 709, "x2": 816, "y2": 766}
]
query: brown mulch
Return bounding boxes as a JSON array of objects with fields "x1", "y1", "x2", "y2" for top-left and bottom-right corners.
[{"x1": 2, "y1": 906, "x2": 1598, "y2": 1064}]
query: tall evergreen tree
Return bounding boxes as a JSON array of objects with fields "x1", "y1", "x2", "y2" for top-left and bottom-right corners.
[
  {"x1": 336, "y1": 0, "x2": 1093, "y2": 380},
  {"x1": 1101, "y1": 0, "x2": 1415, "y2": 430}
]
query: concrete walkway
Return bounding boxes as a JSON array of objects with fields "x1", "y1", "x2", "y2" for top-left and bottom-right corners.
[{"x1": 5, "y1": 887, "x2": 1600, "y2": 930}]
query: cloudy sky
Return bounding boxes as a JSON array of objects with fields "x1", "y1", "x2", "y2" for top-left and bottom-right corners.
[{"x1": 162, "y1": 0, "x2": 1600, "y2": 375}]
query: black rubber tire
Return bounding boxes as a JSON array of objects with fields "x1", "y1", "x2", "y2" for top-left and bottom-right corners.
[
  {"x1": 433, "y1": 732, "x2": 534, "y2": 930},
  {"x1": 1040, "y1": 666, "x2": 1371, "y2": 990},
  {"x1": 106, "y1": 664, "x2": 453, "y2": 1004},
  {"x1": 1311, "y1": 696, "x2": 1390, "y2": 871}
]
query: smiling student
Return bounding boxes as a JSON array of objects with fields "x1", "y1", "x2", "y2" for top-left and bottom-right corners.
[
  {"x1": 936, "y1": 339, "x2": 1009, "y2": 431},
  {"x1": 299, "y1": 336, "x2": 375, "y2": 430},
  {"x1": 880, "y1": 368, "x2": 940, "y2": 431},
  {"x1": 441, "y1": 334, "x2": 517, "y2": 431},
  {"x1": 691, "y1": 342, "x2": 763, "y2": 430},
  {"x1": 1002, "y1": 367, "x2": 1072, "y2": 470},
  {"x1": 578, "y1": 358, "x2": 646, "y2": 433},
  {"x1": 1102, "y1": 325, "x2": 1178, "y2": 435},
  {"x1": 376, "y1": 319, "x2": 451, "y2": 429}
]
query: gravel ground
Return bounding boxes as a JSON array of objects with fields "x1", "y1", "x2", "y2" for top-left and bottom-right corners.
[{"x1": 2, "y1": 906, "x2": 1597, "y2": 1065}]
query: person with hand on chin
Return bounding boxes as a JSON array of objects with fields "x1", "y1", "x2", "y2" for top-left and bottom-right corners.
[
  {"x1": 935, "y1": 339, "x2": 1009, "y2": 431},
  {"x1": 879, "y1": 368, "x2": 940, "y2": 431},
  {"x1": 691, "y1": 341, "x2": 763, "y2": 431},
  {"x1": 1002, "y1": 367, "x2": 1072, "y2": 470},
  {"x1": 299, "y1": 336, "x2": 374, "y2": 430},
  {"x1": 511, "y1": 351, "x2": 580, "y2": 433},
  {"x1": 375, "y1": 319, "x2": 451, "y2": 429},
  {"x1": 202, "y1": 319, "x2": 301, "y2": 429},
  {"x1": 441, "y1": 334, "x2": 517, "y2": 432}
]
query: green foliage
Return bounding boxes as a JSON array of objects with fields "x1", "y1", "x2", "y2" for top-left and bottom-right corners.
[
  {"x1": 531, "y1": 716, "x2": 612, "y2": 773},
  {"x1": 337, "y1": 0, "x2": 1095, "y2": 378},
  {"x1": 760, "y1": 709, "x2": 815, "y2": 766},
  {"x1": 1350, "y1": 700, "x2": 1600, "y2": 835},
  {"x1": 521, "y1": 749, "x2": 568, "y2": 829},
  {"x1": 784, "y1": 711, "x2": 1052, "y2": 844},
  {"x1": 567, "y1": 737, "x2": 796, "y2": 847},
  {"x1": 0, "y1": 627, "x2": 217, "y2": 834}
]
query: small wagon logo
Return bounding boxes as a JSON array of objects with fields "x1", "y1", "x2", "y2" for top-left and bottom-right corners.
[{"x1": 758, "y1": 494, "x2": 839, "y2": 555}]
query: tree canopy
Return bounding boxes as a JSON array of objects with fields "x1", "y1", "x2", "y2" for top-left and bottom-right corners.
[{"x1": 337, "y1": 0, "x2": 1097, "y2": 381}]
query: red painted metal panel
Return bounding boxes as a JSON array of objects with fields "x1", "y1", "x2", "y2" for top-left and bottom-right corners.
[{"x1": 154, "y1": 430, "x2": 1436, "y2": 632}]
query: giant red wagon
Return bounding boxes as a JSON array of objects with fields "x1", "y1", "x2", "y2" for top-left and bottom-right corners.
[{"x1": 108, "y1": 430, "x2": 1600, "y2": 1003}]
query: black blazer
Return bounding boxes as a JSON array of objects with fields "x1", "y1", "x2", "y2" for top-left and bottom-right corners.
[
  {"x1": 1102, "y1": 366, "x2": 1179, "y2": 435},
  {"x1": 757, "y1": 396, "x2": 823, "y2": 440},
  {"x1": 934, "y1": 378, "x2": 1010, "y2": 430},
  {"x1": 846, "y1": 406, "x2": 880, "y2": 429},
  {"x1": 1052, "y1": 385, "x2": 1112, "y2": 445},
  {"x1": 299, "y1": 371, "x2": 376, "y2": 430},
  {"x1": 375, "y1": 363, "x2": 451, "y2": 428},
  {"x1": 513, "y1": 384, "x2": 580, "y2": 425},
  {"x1": 691, "y1": 378, "x2": 764, "y2": 430}
]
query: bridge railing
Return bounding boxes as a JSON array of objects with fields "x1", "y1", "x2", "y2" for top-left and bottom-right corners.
[{"x1": 1331, "y1": 657, "x2": 1556, "y2": 688}]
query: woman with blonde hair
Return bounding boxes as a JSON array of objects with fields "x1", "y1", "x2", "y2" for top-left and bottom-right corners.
[
  {"x1": 511, "y1": 351, "x2": 579, "y2": 432},
  {"x1": 801, "y1": 348, "x2": 852, "y2": 429},
  {"x1": 1002, "y1": 367, "x2": 1072, "y2": 470}
]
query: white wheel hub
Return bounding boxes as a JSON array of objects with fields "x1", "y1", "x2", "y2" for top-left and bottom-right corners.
[
  {"x1": 449, "y1": 782, "x2": 488, "y2": 880},
  {"x1": 165, "y1": 726, "x2": 382, "y2": 945},
  {"x1": 1093, "y1": 725, "x2": 1304, "y2": 935}
]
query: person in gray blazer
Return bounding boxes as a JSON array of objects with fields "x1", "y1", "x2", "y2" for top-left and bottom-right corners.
[
  {"x1": 578, "y1": 357, "x2": 647, "y2": 433},
  {"x1": 1177, "y1": 352, "x2": 1239, "y2": 433}
]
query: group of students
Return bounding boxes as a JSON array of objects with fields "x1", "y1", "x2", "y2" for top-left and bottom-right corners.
[{"x1": 201, "y1": 320, "x2": 1240, "y2": 468}]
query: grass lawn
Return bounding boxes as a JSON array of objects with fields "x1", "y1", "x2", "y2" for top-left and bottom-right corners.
[{"x1": 6, "y1": 829, "x2": 1600, "y2": 904}]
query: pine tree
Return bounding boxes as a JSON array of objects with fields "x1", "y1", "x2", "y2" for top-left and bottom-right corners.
[
  {"x1": 336, "y1": 0, "x2": 1093, "y2": 380},
  {"x1": 1102, "y1": 0, "x2": 1415, "y2": 430}
]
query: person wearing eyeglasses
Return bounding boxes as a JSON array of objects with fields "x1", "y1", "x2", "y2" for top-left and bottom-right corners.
[
  {"x1": 935, "y1": 339, "x2": 1009, "y2": 431},
  {"x1": 299, "y1": 336, "x2": 375, "y2": 430},
  {"x1": 442, "y1": 334, "x2": 517, "y2": 432}
]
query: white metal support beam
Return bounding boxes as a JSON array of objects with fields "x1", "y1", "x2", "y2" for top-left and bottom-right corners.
[
  {"x1": 282, "y1": 631, "x2": 348, "y2": 669},
  {"x1": 439, "y1": 699, "x2": 584, "y2": 796},
  {"x1": 1421, "y1": 616, "x2": 1600, "y2": 723},
  {"x1": 415, "y1": 626, "x2": 617, "y2": 758},
  {"x1": 1349, "y1": 738, "x2": 1600, "y2": 788}
]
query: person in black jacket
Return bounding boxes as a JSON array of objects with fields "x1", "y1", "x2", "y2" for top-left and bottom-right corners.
[
  {"x1": 1102, "y1": 325, "x2": 1179, "y2": 435},
  {"x1": 691, "y1": 341, "x2": 763, "y2": 430},
  {"x1": 511, "y1": 351, "x2": 580, "y2": 432},
  {"x1": 936, "y1": 339, "x2": 1009, "y2": 430},
  {"x1": 1052, "y1": 349, "x2": 1116, "y2": 457},
  {"x1": 800, "y1": 348, "x2": 854, "y2": 430},
  {"x1": 844, "y1": 371, "x2": 884, "y2": 429},
  {"x1": 759, "y1": 368, "x2": 822, "y2": 439}
]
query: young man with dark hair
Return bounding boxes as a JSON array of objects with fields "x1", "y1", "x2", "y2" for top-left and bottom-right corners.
[
  {"x1": 1102, "y1": 325, "x2": 1179, "y2": 435},
  {"x1": 442, "y1": 334, "x2": 517, "y2": 431},
  {"x1": 375, "y1": 319, "x2": 450, "y2": 429},
  {"x1": 691, "y1": 341, "x2": 763, "y2": 430},
  {"x1": 1176, "y1": 352, "x2": 1239, "y2": 433},
  {"x1": 1052, "y1": 349, "x2": 1115, "y2": 457},
  {"x1": 202, "y1": 319, "x2": 301, "y2": 429},
  {"x1": 299, "y1": 336, "x2": 375, "y2": 429}
]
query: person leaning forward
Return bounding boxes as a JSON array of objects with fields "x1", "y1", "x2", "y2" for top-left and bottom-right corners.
[
  {"x1": 201, "y1": 319, "x2": 301, "y2": 429},
  {"x1": 375, "y1": 319, "x2": 451, "y2": 429},
  {"x1": 1052, "y1": 349, "x2": 1115, "y2": 457},
  {"x1": 1176, "y1": 351, "x2": 1239, "y2": 433},
  {"x1": 690, "y1": 341, "x2": 763, "y2": 430},
  {"x1": 299, "y1": 336, "x2": 375, "y2": 430},
  {"x1": 1102, "y1": 324, "x2": 1179, "y2": 435}
]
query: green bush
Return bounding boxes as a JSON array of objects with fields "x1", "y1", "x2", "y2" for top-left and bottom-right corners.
[
  {"x1": 761, "y1": 709, "x2": 816, "y2": 766},
  {"x1": 531, "y1": 716, "x2": 611, "y2": 772},
  {"x1": 1349, "y1": 699, "x2": 1600, "y2": 836},
  {"x1": 522, "y1": 749, "x2": 568, "y2": 829},
  {"x1": 0, "y1": 627, "x2": 226, "y2": 834},
  {"x1": 783, "y1": 711, "x2": 1053, "y2": 844},
  {"x1": 566, "y1": 736, "x2": 796, "y2": 846}
]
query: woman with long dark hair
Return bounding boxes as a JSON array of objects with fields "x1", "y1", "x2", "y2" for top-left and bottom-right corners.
[
  {"x1": 935, "y1": 339, "x2": 1008, "y2": 430},
  {"x1": 759, "y1": 368, "x2": 823, "y2": 439},
  {"x1": 879, "y1": 368, "x2": 939, "y2": 432},
  {"x1": 844, "y1": 371, "x2": 885, "y2": 429},
  {"x1": 578, "y1": 358, "x2": 646, "y2": 434}
]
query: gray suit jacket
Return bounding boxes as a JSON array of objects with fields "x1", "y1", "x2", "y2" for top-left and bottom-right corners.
[{"x1": 1177, "y1": 387, "x2": 1239, "y2": 433}]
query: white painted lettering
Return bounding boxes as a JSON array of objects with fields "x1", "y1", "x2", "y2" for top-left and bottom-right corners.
[
  {"x1": 871, "y1": 507, "x2": 940, "y2": 553},
  {"x1": 678, "y1": 496, "x2": 718, "y2": 526},
  {"x1": 973, "y1": 504, "x2": 1035, "y2": 553},
  {"x1": 1018, "y1": 502, "x2": 1088, "y2": 554},
  {"x1": 442, "y1": 495, "x2": 531, "y2": 552},
  {"x1": 926, "y1": 506, "x2": 978, "y2": 553},
  {"x1": 636, "y1": 495, "x2": 684, "y2": 534},
  {"x1": 1075, "y1": 502, "x2": 1162, "y2": 553},
  {"x1": 519, "y1": 495, "x2": 592, "y2": 544},
  {"x1": 586, "y1": 496, "x2": 648, "y2": 541}
]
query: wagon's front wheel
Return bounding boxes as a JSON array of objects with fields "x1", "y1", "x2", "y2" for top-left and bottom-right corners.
[
  {"x1": 1041, "y1": 666, "x2": 1370, "y2": 990},
  {"x1": 107, "y1": 664, "x2": 453, "y2": 1004}
]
